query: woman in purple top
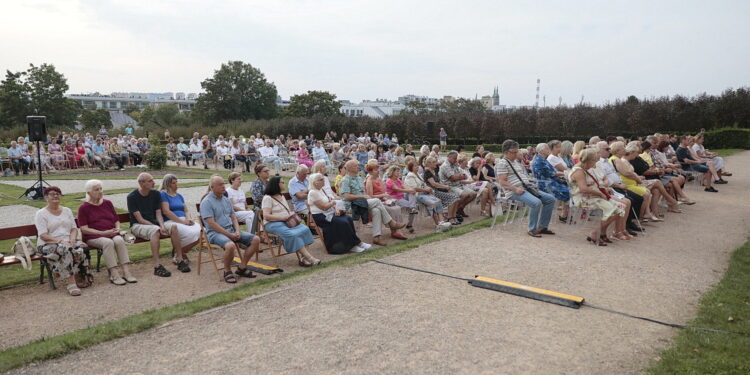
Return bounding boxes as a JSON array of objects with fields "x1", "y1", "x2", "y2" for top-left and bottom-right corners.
[{"x1": 77, "y1": 179, "x2": 137, "y2": 285}]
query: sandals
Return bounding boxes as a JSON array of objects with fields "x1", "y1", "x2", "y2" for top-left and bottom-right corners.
[
  {"x1": 154, "y1": 264, "x2": 172, "y2": 277},
  {"x1": 223, "y1": 271, "x2": 237, "y2": 283},
  {"x1": 177, "y1": 259, "x2": 191, "y2": 273},
  {"x1": 235, "y1": 267, "x2": 256, "y2": 279},
  {"x1": 538, "y1": 228, "x2": 555, "y2": 235},
  {"x1": 586, "y1": 236, "x2": 607, "y2": 246},
  {"x1": 527, "y1": 230, "x2": 542, "y2": 238},
  {"x1": 67, "y1": 283, "x2": 81, "y2": 296},
  {"x1": 405, "y1": 225, "x2": 415, "y2": 234}
]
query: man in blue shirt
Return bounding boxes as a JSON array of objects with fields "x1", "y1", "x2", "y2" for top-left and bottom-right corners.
[
  {"x1": 288, "y1": 165, "x2": 310, "y2": 215},
  {"x1": 7, "y1": 141, "x2": 29, "y2": 175},
  {"x1": 92, "y1": 139, "x2": 110, "y2": 169},
  {"x1": 676, "y1": 135, "x2": 716, "y2": 192},
  {"x1": 200, "y1": 175, "x2": 259, "y2": 283}
]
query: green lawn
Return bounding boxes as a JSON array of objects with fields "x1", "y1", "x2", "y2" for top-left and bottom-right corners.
[
  {"x1": 714, "y1": 149, "x2": 744, "y2": 158},
  {"x1": 647, "y1": 238, "x2": 750, "y2": 374}
]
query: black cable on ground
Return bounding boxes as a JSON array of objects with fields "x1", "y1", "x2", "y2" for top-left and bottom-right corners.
[{"x1": 373, "y1": 259, "x2": 750, "y2": 337}]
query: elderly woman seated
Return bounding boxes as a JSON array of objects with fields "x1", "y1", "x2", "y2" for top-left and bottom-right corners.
[
  {"x1": 160, "y1": 174, "x2": 201, "y2": 273},
  {"x1": 365, "y1": 163, "x2": 404, "y2": 224},
  {"x1": 384, "y1": 165, "x2": 419, "y2": 233},
  {"x1": 403, "y1": 161, "x2": 451, "y2": 231},
  {"x1": 262, "y1": 177, "x2": 320, "y2": 266},
  {"x1": 569, "y1": 149, "x2": 632, "y2": 246},
  {"x1": 646, "y1": 141, "x2": 695, "y2": 205},
  {"x1": 78, "y1": 180, "x2": 137, "y2": 286},
  {"x1": 610, "y1": 141, "x2": 659, "y2": 221},
  {"x1": 496, "y1": 140, "x2": 556, "y2": 237},
  {"x1": 307, "y1": 172, "x2": 370, "y2": 254},
  {"x1": 626, "y1": 141, "x2": 682, "y2": 216},
  {"x1": 35, "y1": 186, "x2": 89, "y2": 296},
  {"x1": 532, "y1": 142, "x2": 570, "y2": 223}
]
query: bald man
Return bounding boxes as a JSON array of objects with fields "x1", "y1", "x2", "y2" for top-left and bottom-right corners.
[
  {"x1": 200, "y1": 175, "x2": 260, "y2": 283},
  {"x1": 127, "y1": 173, "x2": 171, "y2": 277}
]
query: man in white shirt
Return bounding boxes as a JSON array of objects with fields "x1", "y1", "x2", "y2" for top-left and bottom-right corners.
[
  {"x1": 311, "y1": 140, "x2": 329, "y2": 167},
  {"x1": 188, "y1": 140, "x2": 203, "y2": 166},
  {"x1": 216, "y1": 141, "x2": 232, "y2": 169},
  {"x1": 258, "y1": 140, "x2": 282, "y2": 176}
]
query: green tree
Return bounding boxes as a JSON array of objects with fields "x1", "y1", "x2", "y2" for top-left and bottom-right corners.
[
  {"x1": 435, "y1": 98, "x2": 486, "y2": 113},
  {"x1": 79, "y1": 109, "x2": 111, "y2": 130},
  {"x1": 140, "y1": 105, "x2": 155, "y2": 125},
  {"x1": 194, "y1": 61, "x2": 278, "y2": 124},
  {"x1": 0, "y1": 70, "x2": 31, "y2": 128},
  {"x1": 25, "y1": 63, "x2": 79, "y2": 125},
  {"x1": 402, "y1": 100, "x2": 430, "y2": 115},
  {"x1": 285, "y1": 90, "x2": 341, "y2": 118},
  {"x1": 123, "y1": 103, "x2": 140, "y2": 115}
]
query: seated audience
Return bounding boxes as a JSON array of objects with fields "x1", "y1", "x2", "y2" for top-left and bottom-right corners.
[
  {"x1": 127, "y1": 173, "x2": 171, "y2": 277},
  {"x1": 496, "y1": 140, "x2": 556, "y2": 237},
  {"x1": 35, "y1": 186, "x2": 88, "y2": 296},
  {"x1": 340, "y1": 160, "x2": 406, "y2": 245},
  {"x1": 160, "y1": 174, "x2": 201, "y2": 273},
  {"x1": 532, "y1": 143, "x2": 571, "y2": 223},
  {"x1": 200, "y1": 176, "x2": 261, "y2": 283},
  {"x1": 261, "y1": 177, "x2": 320, "y2": 266},
  {"x1": 307, "y1": 172, "x2": 370, "y2": 254},
  {"x1": 78, "y1": 180, "x2": 136, "y2": 285},
  {"x1": 568, "y1": 149, "x2": 631, "y2": 246}
]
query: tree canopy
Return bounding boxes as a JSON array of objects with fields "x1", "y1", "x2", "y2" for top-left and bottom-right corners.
[
  {"x1": 194, "y1": 61, "x2": 278, "y2": 124},
  {"x1": 285, "y1": 90, "x2": 341, "y2": 118},
  {"x1": 0, "y1": 63, "x2": 81, "y2": 128}
]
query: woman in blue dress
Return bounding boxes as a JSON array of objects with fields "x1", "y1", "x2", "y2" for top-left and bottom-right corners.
[{"x1": 532, "y1": 143, "x2": 570, "y2": 223}]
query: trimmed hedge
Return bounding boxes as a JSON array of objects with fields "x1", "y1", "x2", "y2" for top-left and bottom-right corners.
[{"x1": 704, "y1": 127, "x2": 750, "y2": 149}]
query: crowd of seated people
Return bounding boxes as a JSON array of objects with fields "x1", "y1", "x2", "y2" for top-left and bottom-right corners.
[{"x1": 23, "y1": 128, "x2": 736, "y2": 295}]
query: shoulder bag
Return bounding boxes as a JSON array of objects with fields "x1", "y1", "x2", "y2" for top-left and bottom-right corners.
[
  {"x1": 271, "y1": 196, "x2": 301, "y2": 228},
  {"x1": 505, "y1": 158, "x2": 542, "y2": 199},
  {"x1": 584, "y1": 169, "x2": 611, "y2": 200}
]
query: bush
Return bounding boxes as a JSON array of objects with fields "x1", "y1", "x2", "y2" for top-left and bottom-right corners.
[
  {"x1": 703, "y1": 127, "x2": 750, "y2": 149},
  {"x1": 144, "y1": 135, "x2": 167, "y2": 170}
]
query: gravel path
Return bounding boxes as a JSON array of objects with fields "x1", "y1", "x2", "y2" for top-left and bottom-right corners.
[
  {"x1": 0, "y1": 205, "x2": 42, "y2": 228},
  {"x1": 0, "y1": 179, "x2": 207, "y2": 194},
  {"x1": 6, "y1": 151, "x2": 750, "y2": 374}
]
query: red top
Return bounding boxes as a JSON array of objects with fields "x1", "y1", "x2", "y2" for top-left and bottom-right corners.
[
  {"x1": 370, "y1": 177, "x2": 386, "y2": 196},
  {"x1": 385, "y1": 178, "x2": 405, "y2": 200},
  {"x1": 77, "y1": 199, "x2": 119, "y2": 241}
]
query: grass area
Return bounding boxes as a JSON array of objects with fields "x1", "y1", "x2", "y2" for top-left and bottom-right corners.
[
  {"x1": 2, "y1": 165, "x2": 217, "y2": 181},
  {"x1": 714, "y1": 148, "x2": 744, "y2": 158},
  {"x1": 647, "y1": 238, "x2": 750, "y2": 374},
  {"x1": 0, "y1": 217, "x2": 493, "y2": 372}
]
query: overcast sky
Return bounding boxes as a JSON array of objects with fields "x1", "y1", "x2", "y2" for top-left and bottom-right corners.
[{"x1": 2, "y1": 0, "x2": 749, "y2": 106}]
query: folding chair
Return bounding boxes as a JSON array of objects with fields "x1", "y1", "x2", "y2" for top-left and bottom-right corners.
[
  {"x1": 195, "y1": 215, "x2": 232, "y2": 281},
  {"x1": 305, "y1": 202, "x2": 328, "y2": 252},
  {"x1": 256, "y1": 209, "x2": 303, "y2": 267}
]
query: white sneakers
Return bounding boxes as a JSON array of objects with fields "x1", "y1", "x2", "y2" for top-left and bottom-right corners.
[
  {"x1": 351, "y1": 242, "x2": 372, "y2": 253},
  {"x1": 435, "y1": 221, "x2": 453, "y2": 233}
]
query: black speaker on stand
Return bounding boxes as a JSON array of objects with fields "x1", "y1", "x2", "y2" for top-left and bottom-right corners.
[{"x1": 20, "y1": 116, "x2": 49, "y2": 200}]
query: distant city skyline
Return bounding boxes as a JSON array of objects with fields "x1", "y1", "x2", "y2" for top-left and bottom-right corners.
[{"x1": 3, "y1": 1, "x2": 749, "y2": 106}]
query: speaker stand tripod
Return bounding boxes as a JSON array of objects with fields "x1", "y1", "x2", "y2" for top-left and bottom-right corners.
[{"x1": 20, "y1": 140, "x2": 50, "y2": 200}]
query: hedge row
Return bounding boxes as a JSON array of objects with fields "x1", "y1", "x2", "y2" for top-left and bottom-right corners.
[{"x1": 703, "y1": 127, "x2": 750, "y2": 149}]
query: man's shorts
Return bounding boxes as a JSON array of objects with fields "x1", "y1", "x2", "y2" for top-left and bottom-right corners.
[
  {"x1": 131, "y1": 223, "x2": 160, "y2": 240},
  {"x1": 440, "y1": 140, "x2": 447, "y2": 146},
  {"x1": 208, "y1": 230, "x2": 255, "y2": 248},
  {"x1": 691, "y1": 164, "x2": 709, "y2": 173}
]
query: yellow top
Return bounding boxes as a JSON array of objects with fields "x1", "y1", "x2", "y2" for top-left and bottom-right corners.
[
  {"x1": 639, "y1": 152, "x2": 654, "y2": 167},
  {"x1": 474, "y1": 276, "x2": 585, "y2": 303}
]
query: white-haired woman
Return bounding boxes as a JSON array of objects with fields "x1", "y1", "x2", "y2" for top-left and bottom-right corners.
[
  {"x1": 308, "y1": 172, "x2": 370, "y2": 253},
  {"x1": 78, "y1": 180, "x2": 136, "y2": 285},
  {"x1": 312, "y1": 160, "x2": 339, "y2": 198},
  {"x1": 160, "y1": 174, "x2": 201, "y2": 272}
]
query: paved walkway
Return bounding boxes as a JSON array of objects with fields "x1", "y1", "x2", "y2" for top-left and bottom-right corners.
[{"x1": 9, "y1": 152, "x2": 750, "y2": 374}]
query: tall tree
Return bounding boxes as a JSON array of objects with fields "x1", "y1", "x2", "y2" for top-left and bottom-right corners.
[
  {"x1": 0, "y1": 70, "x2": 31, "y2": 128},
  {"x1": 285, "y1": 90, "x2": 341, "y2": 118},
  {"x1": 194, "y1": 61, "x2": 278, "y2": 124},
  {"x1": 79, "y1": 109, "x2": 112, "y2": 130},
  {"x1": 25, "y1": 63, "x2": 79, "y2": 125}
]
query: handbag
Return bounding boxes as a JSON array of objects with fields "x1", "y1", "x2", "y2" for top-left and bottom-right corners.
[
  {"x1": 584, "y1": 169, "x2": 611, "y2": 200},
  {"x1": 505, "y1": 158, "x2": 542, "y2": 198},
  {"x1": 271, "y1": 196, "x2": 301, "y2": 228}
]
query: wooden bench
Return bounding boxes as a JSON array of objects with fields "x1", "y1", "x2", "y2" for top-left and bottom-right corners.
[
  {"x1": 0, "y1": 212, "x2": 168, "y2": 289},
  {"x1": 0, "y1": 224, "x2": 58, "y2": 290}
]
